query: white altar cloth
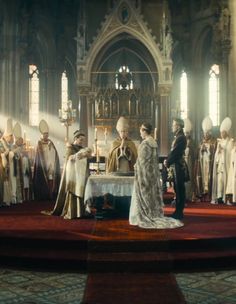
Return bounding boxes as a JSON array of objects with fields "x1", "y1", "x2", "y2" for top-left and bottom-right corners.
[{"x1": 84, "y1": 175, "x2": 134, "y2": 202}]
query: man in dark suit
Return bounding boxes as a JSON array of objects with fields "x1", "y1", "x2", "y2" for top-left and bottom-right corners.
[{"x1": 166, "y1": 118, "x2": 188, "y2": 220}]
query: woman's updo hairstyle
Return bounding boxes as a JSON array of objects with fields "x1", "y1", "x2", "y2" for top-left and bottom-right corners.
[{"x1": 141, "y1": 122, "x2": 152, "y2": 135}]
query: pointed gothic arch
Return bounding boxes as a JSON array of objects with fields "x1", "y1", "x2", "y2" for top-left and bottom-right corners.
[
  {"x1": 77, "y1": 0, "x2": 173, "y2": 154},
  {"x1": 77, "y1": 0, "x2": 171, "y2": 87}
]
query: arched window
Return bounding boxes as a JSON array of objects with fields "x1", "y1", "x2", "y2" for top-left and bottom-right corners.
[
  {"x1": 115, "y1": 65, "x2": 133, "y2": 90},
  {"x1": 29, "y1": 65, "x2": 39, "y2": 126},
  {"x1": 61, "y1": 71, "x2": 68, "y2": 108},
  {"x1": 180, "y1": 71, "x2": 188, "y2": 119},
  {"x1": 209, "y1": 64, "x2": 220, "y2": 126}
]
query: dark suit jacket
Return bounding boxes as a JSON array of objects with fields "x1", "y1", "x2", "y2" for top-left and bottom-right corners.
[{"x1": 166, "y1": 129, "x2": 187, "y2": 183}]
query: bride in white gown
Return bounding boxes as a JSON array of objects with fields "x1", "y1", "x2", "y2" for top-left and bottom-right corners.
[{"x1": 129, "y1": 123, "x2": 184, "y2": 229}]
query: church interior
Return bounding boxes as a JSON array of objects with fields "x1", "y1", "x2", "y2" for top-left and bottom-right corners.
[{"x1": 1, "y1": 0, "x2": 236, "y2": 303}]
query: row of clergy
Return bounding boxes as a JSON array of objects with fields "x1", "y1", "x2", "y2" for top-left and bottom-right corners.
[
  {"x1": 0, "y1": 116, "x2": 136, "y2": 209},
  {"x1": 181, "y1": 116, "x2": 236, "y2": 205},
  {"x1": 0, "y1": 118, "x2": 60, "y2": 206},
  {"x1": 0, "y1": 115, "x2": 235, "y2": 213}
]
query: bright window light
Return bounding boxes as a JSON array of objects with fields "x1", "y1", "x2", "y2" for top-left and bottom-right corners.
[
  {"x1": 209, "y1": 64, "x2": 220, "y2": 126},
  {"x1": 29, "y1": 65, "x2": 39, "y2": 126},
  {"x1": 61, "y1": 71, "x2": 68, "y2": 108},
  {"x1": 180, "y1": 71, "x2": 188, "y2": 119}
]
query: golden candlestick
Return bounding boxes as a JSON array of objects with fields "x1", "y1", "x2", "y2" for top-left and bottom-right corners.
[{"x1": 59, "y1": 100, "x2": 77, "y2": 142}]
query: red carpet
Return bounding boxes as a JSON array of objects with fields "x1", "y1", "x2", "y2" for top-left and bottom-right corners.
[
  {"x1": 0, "y1": 200, "x2": 236, "y2": 271},
  {"x1": 1, "y1": 200, "x2": 236, "y2": 303},
  {"x1": 1, "y1": 200, "x2": 236, "y2": 267},
  {"x1": 82, "y1": 273, "x2": 186, "y2": 304}
]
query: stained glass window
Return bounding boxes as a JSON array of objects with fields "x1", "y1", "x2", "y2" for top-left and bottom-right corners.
[
  {"x1": 180, "y1": 71, "x2": 188, "y2": 119},
  {"x1": 61, "y1": 71, "x2": 68, "y2": 108},
  {"x1": 209, "y1": 64, "x2": 220, "y2": 126},
  {"x1": 115, "y1": 66, "x2": 133, "y2": 90},
  {"x1": 29, "y1": 65, "x2": 39, "y2": 126}
]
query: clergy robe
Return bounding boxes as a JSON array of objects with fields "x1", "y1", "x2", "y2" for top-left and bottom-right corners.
[
  {"x1": 50, "y1": 144, "x2": 91, "y2": 219},
  {"x1": 195, "y1": 136, "x2": 217, "y2": 200},
  {"x1": 33, "y1": 138, "x2": 61, "y2": 201},
  {"x1": 106, "y1": 137, "x2": 137, "y2": 173},
  {"x1": 226, "y1": 144, "x2": 236, "y2": 202},
  {"x1": 211, "y1": 137, "x2": 234, "y2": 203}
]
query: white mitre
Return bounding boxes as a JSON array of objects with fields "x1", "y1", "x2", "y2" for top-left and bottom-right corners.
[
  {"x1": 183, "y1": 118, "x2": 192, "y2": 133},
  {"x1": 116, "y1": 116, "x2": 129, "y2": 132},
  {"x1": 202, "y1": 116, "x2": 213, "y2": 133},
  {"x1": 39, "y1": 119, "x2": 49, "y2": 134},
  {"x1": 4, "y1": 118, "x2": 13, "y2": 137},
  {"x1": 220, "y1": 117, "x2": 232, "y2": 133},
  {"x1": 13, "y1": 122, "x2": 22, "y2": 139}
]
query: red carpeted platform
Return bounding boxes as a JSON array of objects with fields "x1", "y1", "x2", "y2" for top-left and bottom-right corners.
[
  {"x1": 1, "y1": 200, "x2": 236, "y2": 303},
  {"x1": 0, "y1": 200, "x2": 236, "y2": 272}
]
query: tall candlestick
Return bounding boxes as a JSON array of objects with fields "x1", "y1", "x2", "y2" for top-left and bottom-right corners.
[
  {"x1": 95, "y1": 127, "x2": 97, "y2": 140},
  {"x1": 58, "y1": 100, "x2": 76, "y2": 142},
  {"x1": 104, "y1": 128, "x2": 107, "y2": 145},
  {"x1": 96, "y1": 148, "x2": 100, "y2": 163}
]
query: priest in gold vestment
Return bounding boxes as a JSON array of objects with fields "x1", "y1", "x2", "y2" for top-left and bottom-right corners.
[{"x1": 106, "y1": 116, "x2": 137, "y2": 174}]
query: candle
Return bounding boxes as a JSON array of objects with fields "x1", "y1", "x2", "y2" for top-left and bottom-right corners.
[
  {"x1": 104, "y1": 128, "x2": 107, "y2": 145},
  {"x1": 95, "y1": 127, "x2": 97, "y2": 140},
  {"x1": 154, "y1": 128, "x2": 158, "y2": 140},
  {"x1": 96, "y1": 148, "x2": 100, "y2": 163},
  {"x1": 93, "y1": 144, "x2": 96, "y2": 156}
]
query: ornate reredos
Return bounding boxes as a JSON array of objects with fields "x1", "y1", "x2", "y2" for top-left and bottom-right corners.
[{"x1": 77, "y1": 0, "x2": 172, "y2": 87}]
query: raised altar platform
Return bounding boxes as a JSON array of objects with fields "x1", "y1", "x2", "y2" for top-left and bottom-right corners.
[{"x1": 1, "y1": 200, "x2": 236, "y2": 273}]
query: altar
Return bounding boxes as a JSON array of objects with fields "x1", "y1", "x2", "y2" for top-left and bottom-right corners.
[{"x1": 84, "y1": 175, "x2": 134, "y2": 217}]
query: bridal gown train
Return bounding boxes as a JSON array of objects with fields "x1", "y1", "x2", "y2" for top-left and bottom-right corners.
[{"x1": 129, "y1": 137, "x2": 184, "y2": 229}]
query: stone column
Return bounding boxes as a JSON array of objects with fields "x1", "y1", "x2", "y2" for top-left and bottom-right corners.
[
  {"x1": 157, "y1": 84, "x2": 171, "y2": 156},
  {"x1": 220, "y1": 40, "x2": 231, "y2": 120},
  {"x1": 17, "y1": 53, "x2": 29, "y2": 123},
  {"x1": 42, "y1": 68, "x2": 61, "y2": 116},
  {"x1": 228, "y1": 0, "x2": 236, "y2": 137},
  {"x1": 78, "y1": 85, "x2": 92, "y2": 146},
  {"x1": 1, "y1": 22, "x2": 16, "y2": 116},
  {"x1": 154, "y1": 94, "x2": 159, "y2": 139},
  {"x1": 0, "y1": 48, "x2": 8, "y2": 115},
  {"x1": 0, "y1": 2, "x2": 29, "y2": 120}
]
